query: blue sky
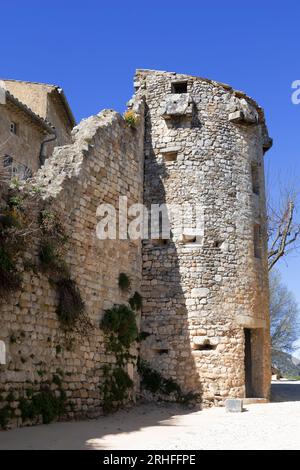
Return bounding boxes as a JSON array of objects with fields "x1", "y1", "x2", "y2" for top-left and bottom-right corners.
[{"x1": 1, "y1": 0, "x2": 299, "y2": 302}]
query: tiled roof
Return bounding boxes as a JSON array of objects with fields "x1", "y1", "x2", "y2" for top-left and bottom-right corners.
[
  {"x1": 1, "y1": 79, "x2": 76, "y2": 127},
  {"x1": 1, "y1": 86, "x2": 55, "y2": 134}
]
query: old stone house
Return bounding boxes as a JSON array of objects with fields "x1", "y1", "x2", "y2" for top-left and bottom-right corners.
[
  {"x1": 0, "y1": 79, "x2": 75, "y2": 178},
  {"x1": 0, "y1": 70, "x2": 272, "y2": 428}
]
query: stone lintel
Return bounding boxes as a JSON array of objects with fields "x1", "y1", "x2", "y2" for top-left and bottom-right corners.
[{"x1": 236, "y1": 315, "x2": 266, "y2": 329}]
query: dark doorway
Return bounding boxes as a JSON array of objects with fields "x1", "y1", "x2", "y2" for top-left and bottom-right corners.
[{"x1": 244, "y1": 328, "x2": 253, "y2": 397}]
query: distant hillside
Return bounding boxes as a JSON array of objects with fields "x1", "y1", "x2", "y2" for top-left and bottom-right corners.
[{"x1": 272, "y1": 349, "x2": 300, "y2": 377}]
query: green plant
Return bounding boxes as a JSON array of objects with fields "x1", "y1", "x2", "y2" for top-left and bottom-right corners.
[
  {"x1": 6, "y1": 391, "x2": 16, "y2": 402},
  {"x1": 9, "y1": 177, "x2": 21, "y2": 189},
  {"x1": 55, "y1": 278, "x2": 85, "y2": 329},
  {"x1": 137, "y1": 331, "x2": 151, "y2": 342},
  {"x1": 52, "y1": 374, "x2": 62, "y2": 387},
  {"x1": 100, "y1": 303, "x2": 138, "y2": 413},
  {"x1": 19, "y1": 389, "x2": 67, "y2": 424},
  {"x1": 138, "y1": 359, "x2": 198, "y2": 404},
  {"x1": 9, "y1": 333, "x2": 17, "y2": 344},
  {"x1": 129, "y1": 291, "x2": 142, "y2": 310},
  {"x1": 0, "y1": 246, "x2": 21, "y2": 297},
  {"x1": 101, "y1": 304, "x2": 138, "y2": 350},
  {"x1": 118, "y1": 272, "x2": 131, "y2": 291},
  {"x1": 8, "y1": 195, "x2": 23, "y2": 209},
  {"x1": 39, "y1": 241, "x2": 68, "y2": 277},
  {"x1": 101, "y1": 366, "x2": 133, "y2": 414},
  {"x1": 123, "y1": 110, "x2": 138, "y2": 128},
  {"x1": 0, "y1": 405, "x2": 13, "y2": 428}
]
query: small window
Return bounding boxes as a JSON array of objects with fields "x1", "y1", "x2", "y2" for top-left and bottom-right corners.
[
  {"x1": 254, "y1": 223, "x2": 262, "y2": 259},
  {"x1": 153, "y1": 348, "x2": 169, "y2": 355},
  {"x1": 251, "y1": 163, "x2": 260, "y2": 195},
  {"x1": 163, "y1": 151, "x2": 177, "y2": 163},
  {"x1": 192, "y1": 339, "x2": 216, "y2": 351},
  {"x1": 171, "y1": 81, "x2": 188, "y2": 94},
  {"x1": 10, "y1": 122, "x2": 17, "y2": 134},
  {"x1": 182, "y1": 234, "x2": 197, "y2": 244}
]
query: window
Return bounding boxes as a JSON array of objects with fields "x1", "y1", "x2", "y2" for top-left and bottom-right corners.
[
  {"x1": 253, "y1": 223, "x2": 262, "y2": 259},
  {"x1": 251, "y1": 163, "x2": 260, "y2": 195},
  {"x1": 182, "y1": 234, "x2": 197, "y2": 244},
  {"x1": 171, "y1": 81, "x2": 188, "y2": 94},
  {"x1": 163, "y1": 151, "x2": 177, "y2": 163},
  {"x1": 10, "y1": 122, "x2": 17, "y2": 134}
]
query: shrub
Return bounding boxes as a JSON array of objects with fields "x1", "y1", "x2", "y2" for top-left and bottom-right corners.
[
  {"x1": 101, "y1": 304, "x2": 138, "y2": 349},
  {"x1": 19, "y1": 389, "x2": 67, "y2": 424},
  {"x1": 118, "y1": 272, "x2": 131, "y2": 291},
  {"x1": 56, "y1": 278, "x2": 85, "y2": 328},
  {"x1": 101, "y1": 366, "x2": 134, "y2": 414},
  {"x1": 0, "y1": 246, "x2": 21, "y2": 297},
  {"x1": 39, "y1": 241, "x2": 68, "y2": 277},
  {"x1": 123, "y1": 110, "x2": 138, "y2": 128},
  {"x1": 129, "y1": 291, "x2": 142, "y2": 311},
  {"x1": 138, "y1": 359, "x2": 198, "y2": 404}
]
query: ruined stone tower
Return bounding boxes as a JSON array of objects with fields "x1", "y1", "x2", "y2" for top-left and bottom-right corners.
[
  {"x1": 0, "y1": 70, "x2": 272, "y2": 429},
  {"x1": 135, "y1": 70, "x2": 272, "y2": 405}
]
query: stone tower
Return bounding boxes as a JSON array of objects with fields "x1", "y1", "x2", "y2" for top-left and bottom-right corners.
[{"x1": 136, "y1": 70, "x2": 272, "y2": 405}]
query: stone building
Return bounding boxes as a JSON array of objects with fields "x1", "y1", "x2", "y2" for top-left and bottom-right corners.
[
  {"x1": 0, "y1": 79, "x2": 75, "y2": 178},
  {"x1": 0, "y1": 69, "x2": 272, "y2": 428},
  {"x1": 135, "y1": 70, "x2": 272, "y2": 404}
]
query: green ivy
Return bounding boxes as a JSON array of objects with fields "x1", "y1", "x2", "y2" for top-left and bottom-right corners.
[
  {"x1": 101, "y1": 366, "x2": 134, "y2": 414},
  {"x1": 55, "y1": 278, "x2": 85, "y2": 329},
  {"x1": 101, "y1": 304, "x2": 138, "y2": 350},
  {"x1": 138, "y1": 359, "x2": 199, "y2": 404},
  {"x1": 19, "y1": 389, "x2": 67, "y2": 425},
  {"x1": 118, "y1": 272, "x2": 131, "y2": 291},
  {"x1": 100, "y1": 303, "x2": 138, "y2": 413},
  {"x1": 129, "y1": 291, "x2": 143, "y2": 311}
]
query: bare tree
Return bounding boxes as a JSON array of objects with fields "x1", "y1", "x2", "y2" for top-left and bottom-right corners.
[
  {"x1": 267, "y1": 183, "x2": 300, "y2": 271},
  {"x1": 270, "y1": 270, "x2": 300, "y2": 353}
]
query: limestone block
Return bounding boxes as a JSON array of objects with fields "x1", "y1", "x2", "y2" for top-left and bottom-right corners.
[
  {"x1": 161, "y1": 93, "x2": 192, "y2": 119},
  {"x1": 225, "y1": 399, "x2": 243, "y2": 412}
]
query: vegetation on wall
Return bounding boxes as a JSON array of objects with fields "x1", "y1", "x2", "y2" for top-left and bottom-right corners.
[
  {"x1": 129, "y1": 291, "x2": 143, "y2": 311},
  {"x1": 118, "y1": 272, "x2": 131, "y2": 291},
  {"x1": 38, "y1": 207, "x2": 86, "y2": 331},
  {"x1": 19, "y1": 388, "x2": 67, "y2": 425},
  {"x1": 138, "y1": 359, "x2": 199, "y2": 405},
  {"x1": 0, "y1": 372, "x2": 70, "y2": 429},
  {"x1": 101, "y1": 304, "x2": 138, "y2": 353},
  {"x1": 123, "y1": 110, "x2": 138, "y2": 128},
  {"x1": 100, "y1": 302, "x2": 138, "y2": 413},
  {"x1": 55, "y1": 278, "x2": 85, "y2": 329},
  {"x1": 0, "y1": 187, "x2": 36, "y2": 297}
]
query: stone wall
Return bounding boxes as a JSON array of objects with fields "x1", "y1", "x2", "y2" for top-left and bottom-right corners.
[
  {"x1": 0, "y1": 69, "x2": 272, "y2": 428},
  {"x1": 136, "y1": 70, "x2": 271, "y2": 405},
  {"x1": 0, "y1": 100, "x2": 144, "y2": 428}
]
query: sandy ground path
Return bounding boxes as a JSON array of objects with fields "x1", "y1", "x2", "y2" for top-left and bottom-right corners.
[{"x1": 0, "y1": 381, "x2": 300, "y2": 450}]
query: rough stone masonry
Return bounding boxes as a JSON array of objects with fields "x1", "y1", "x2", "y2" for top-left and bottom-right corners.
[{"x1": 0, "y1": 70, "x2": 272, "y2": 428}]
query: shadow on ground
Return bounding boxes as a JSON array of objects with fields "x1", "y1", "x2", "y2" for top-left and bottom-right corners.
[
  {"x1": 271, "y1": 380, "x2": 300, "y2": 403},
  {"x1": 0, "y1": 403, "x2": 197, "y2": 450}
]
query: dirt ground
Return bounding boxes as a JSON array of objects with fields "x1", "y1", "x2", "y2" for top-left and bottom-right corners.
[{"x1": 0, "y1": 381, "x2": 299, "y2": 450}]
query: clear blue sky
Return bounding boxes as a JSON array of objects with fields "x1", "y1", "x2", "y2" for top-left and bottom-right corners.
[{"x1": 1, "y1": 0, "x2": 299, "y2": 301}]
